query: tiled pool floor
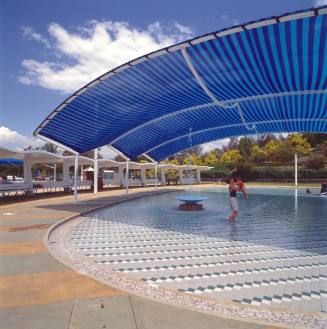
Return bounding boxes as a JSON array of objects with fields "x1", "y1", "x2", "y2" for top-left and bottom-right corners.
[{"x1": 70, "y1": 188, "x2": 327, "y2": 314}]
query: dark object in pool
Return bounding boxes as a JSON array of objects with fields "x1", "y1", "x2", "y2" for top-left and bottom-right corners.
[{"x1": 176, "y1": 195, "x2": 208, "y2": 211}]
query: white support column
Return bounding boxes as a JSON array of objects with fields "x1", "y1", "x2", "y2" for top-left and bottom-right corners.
[
  {"x1": 118, "y1": 165, "x2": 124, "y2": 186},
  {"x1": 140, "y1": 167, "x2": 146, "y2": 186},
  {"x1": 295, "y1": 153, "x2": 298, "y2": 187},
  {"x1": 178, "y1": 169, "x2": 184, "y2": 185},
  {"x1": 189, "y1": 166, "x2": 193, "y2": 192},
  {"x1": 94, "y1": 149, "x2": 98, "y2": 194},
  {"x1": 73, "y1": 154, "x2": 79, "y2": 204},
  {"x1": 62, "y1": 158, "x2": 71, "y2": 192},
  {"x1": 160, "y1": 169, "x2": 166, "y2": 186},
  {"x1": 125, "y1": 160, "x2": 129, "y2": 195},
  {"x1": 80, "y1": 165, "x2": 83, "y2": 181},
  {"x1": 54, "y1": 164, "x2": 57, "y2": 182},
  {"x1": 196, "y1": 169, "x2": 201, "y2": 184},
  {"x1": 23, "y1": 159, "x2": 33, "y2": 192},
  {"x1": 154, "y1": 162, "x2": 158, "y2": 191}
]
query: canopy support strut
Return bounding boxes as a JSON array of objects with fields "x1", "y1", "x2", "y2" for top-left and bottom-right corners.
[
  {"x1": 73, "y1": 154, "x2": 78, "y2": 204},
  {"x1": 142, "y1": 153, "x2": 158, "y2": 192},
  {"x1": 107, "y1": 145, "x2": 130, "y2": 161},
  {"x1": 125, "y1": 159, "x2": 129, "y2": 195},
  {"x1": 94, "y1": 148, "x2": 98, "y2": 194},
  {"x1": 181, "y1": 48, "x2": 257, "y2": 133}
]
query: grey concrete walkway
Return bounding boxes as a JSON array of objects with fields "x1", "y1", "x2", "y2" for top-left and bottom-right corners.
[
  {"x1": 1, "y1": 295, "x2": 273, "y2": 329},
  {"x1": 0, "y1": 186, "x2": 282, "y2": 329}
]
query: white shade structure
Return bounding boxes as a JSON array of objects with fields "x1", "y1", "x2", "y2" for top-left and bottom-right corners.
[
  {"x1": 98, "y1": 159, "x2": 121, "y2": 188},
  {"x1": 1, "y1": 148, "x2": 212, "y2": 200}
]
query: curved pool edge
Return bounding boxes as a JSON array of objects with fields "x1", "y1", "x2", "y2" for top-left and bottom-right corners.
[{"x1": 44, "y1": 191, "x2": 327, "y2": 329}]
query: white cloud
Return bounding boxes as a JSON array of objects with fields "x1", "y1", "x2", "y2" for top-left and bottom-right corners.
[
  {"x1": 19, "y1": 20, "x2": 194, "y2": 93},
  {"x1": 314, "y1": 0, "x2": 327, "y2": 6},
  {"x1": 220, "y1": 13, "x2": 239, "y2": 26},
  {"x1": 21, "y1": 26, "x2": 51, "y2": 48},
  {"x1": 0, "y1": 127, "x2": 43, "y2": 151},
  {"x1": 201, "y1": 138, "x2": 229, "y2": 153},
  {"x1": 232, "y1": 19, "x2": 240, "y2": 26}
]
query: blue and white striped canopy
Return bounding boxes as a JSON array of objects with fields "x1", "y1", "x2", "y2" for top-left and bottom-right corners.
[{"x1": 35, "y1": 6, "x2": 327, "y2": 161}]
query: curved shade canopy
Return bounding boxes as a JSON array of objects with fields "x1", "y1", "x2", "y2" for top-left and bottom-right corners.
[{"x1": 35, "y1": 6, "x2": 327, "y2": 161}]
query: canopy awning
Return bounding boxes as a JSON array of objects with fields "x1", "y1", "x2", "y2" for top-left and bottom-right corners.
[
  {"x1": 0, "y1": 158, "x2": 23, "y2": 166},
  {"x1": 35, "y1": 6, "x2": 327, "y2": 161}
]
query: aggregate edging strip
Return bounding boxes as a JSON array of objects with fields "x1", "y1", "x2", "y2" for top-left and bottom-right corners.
[{"x1": 44, "y1": 191, "x2": 327, "y2": 329}]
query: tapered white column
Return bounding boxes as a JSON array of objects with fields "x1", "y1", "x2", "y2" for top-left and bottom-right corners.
[
  {"x1": 196, "y1": 169, "x2": 201, "y2": 184},
  {"x1": 63, "y1": 159, "x2": 70, "y2": 182},
  {"x1": 141, "y1": 167, "x2": 146, "y2": 186},
  {"x1": 94, "y1": 149, "x2": 98, "y2": 194},
  {"x1": 23, "y1": 159, "x2": 33, "y2": 190},
  {"x1": 54, "y1": 164, "x2": 57, "y2": 182},
  {"x1": 125, "y1": 160, "x2": 129, "y2": 195},
  {"x1": 160, "y1": 169, "x2": 166, "y2": 186},
  {"x1": 178, "y1": 169, "x2": 184, "y2": 185},
  {"x1": 154, "y1": 162, "x2": 158, "y2": 191},
  {"x1": 73, "y1": 154, "x2": 78, "y2": 204},
  {"x1": 295, "y1": 153, "x2": 298, "y2": 187},
  {"x1": 118, "y1": 165, "x2": 124, "y2": 186},
  {"x1": 62, "y1": 158, "x2": 71, "y2": 192}
]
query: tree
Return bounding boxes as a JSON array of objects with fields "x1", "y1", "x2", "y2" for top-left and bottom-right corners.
[
  {"x1": 306, "y1": 155, "x2": 325, "y2": 170},
  {"x1": 287, "y1": 134, "x2": 311, "y2": 156},
  {"x1": 173, "y1": 145, "x2": 202, "y2": 164},
  {"x1": 24, "y1": 142, "x2": 58, "y2": 153},
  {"x1": 250, "y1": 145, "x2": 267, "y2": 163},
  {"x1": 220, "y1": 150, "x2": 243, "y2": 164},
  {"x1": 203, "y1": 150, "x2": 219, "y2": 166},
  {"x1": 302, "y1": 133, "x2": 327, "y2": 147},
  {"x1": 238, "y1": 136, "x2": 254, "y2": 158},
  {"x1": 264, "y1": 139, "x2": 279, "y2": 156},
  {"x1": 227, "y1": 137, "x2": 239, "y2": 150},
  {"x1": 316, "y1": 141, "x2": 327, "y2": 157},
  {"x1": 256, "y1": 134, "x2": 277, "y2": 147},
  {"x1": 264, "y1": 139, "x2": 293, "y2": 163},
  {"x1": 162, "y1": 159, "x2": 179, "y2": 165},
  {"x1": 183, "y1": 154, "x2": 202, "y2": 165},
  {"x1": 41, "y1": 142, "x2": 58, "y2": 154}
]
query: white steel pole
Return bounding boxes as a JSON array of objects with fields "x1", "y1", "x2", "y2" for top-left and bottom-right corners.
[
  {"x1": 125, "y1": 160, "x2": 129, "y2": 195},
  {"x1": 80, "y1": 165, "x2": 83, "y2": 181},
  {"x1": 154, "y1": 162, "x2": 158, "y2": 191},
  {"x1": 54, "y1": 164, "x2": 56, "y2": 182},
  {"x1": 94, "y1": 148, "x2": 98, "y2": 194},
  {"x1": 73, "y1": 154, "x2": 78, "y2": 204},
  {"x1": 295, "y1": 153, "x2": 298, "y2": 187}
]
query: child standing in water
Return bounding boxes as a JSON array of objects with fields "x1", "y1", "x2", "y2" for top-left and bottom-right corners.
[{"x1": 227, "y1": 176, "x2": 247, "y2": 222}]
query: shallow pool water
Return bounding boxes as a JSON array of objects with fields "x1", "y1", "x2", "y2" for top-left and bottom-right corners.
[{"x1": 71, "y1": 187, "x2": 327, "y2": 313}]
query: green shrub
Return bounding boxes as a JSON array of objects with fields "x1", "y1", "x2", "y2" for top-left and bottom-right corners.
[{"x1": 305, "y1": 155, "x2": 325, "y2": 170}]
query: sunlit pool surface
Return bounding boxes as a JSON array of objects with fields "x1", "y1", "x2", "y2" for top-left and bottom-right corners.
[{"x1": 71, "y1": 187, "x2": 327, "y2": 313}]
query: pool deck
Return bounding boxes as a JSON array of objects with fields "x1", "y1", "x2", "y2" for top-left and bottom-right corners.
[{"x1": 0, "y1": 185, "x2": 307, "y2": 328}]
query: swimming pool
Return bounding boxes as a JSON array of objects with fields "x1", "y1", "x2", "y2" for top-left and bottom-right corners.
[{"x1": 70, "y1": 187, "x2": 327, "y2": 314}]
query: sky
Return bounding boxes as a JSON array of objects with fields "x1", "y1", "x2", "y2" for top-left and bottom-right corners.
[{"x1": 0, "y1": 0, "x2": 326, "y2": 153}]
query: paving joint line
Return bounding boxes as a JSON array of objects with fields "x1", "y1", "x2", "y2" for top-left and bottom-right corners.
[{"x1": 128, "y1": 296, "x2": 139, "y2": 329}]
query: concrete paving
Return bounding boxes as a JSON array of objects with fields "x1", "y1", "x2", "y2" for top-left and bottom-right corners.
[{"x1": 0, "y1": 186, "x2": 284, "y2": 328}]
